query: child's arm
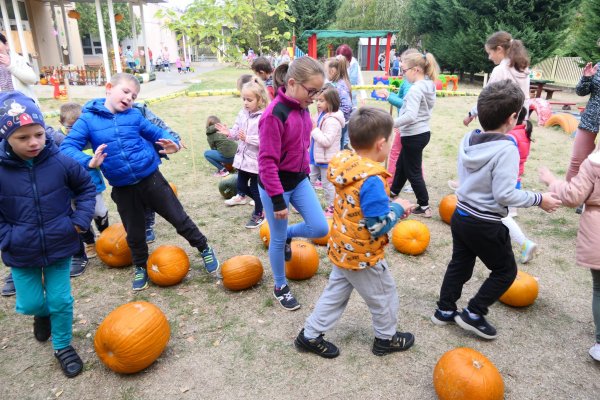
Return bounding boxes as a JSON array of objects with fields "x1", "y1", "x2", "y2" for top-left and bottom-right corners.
[
  {"x1": 576, "y1": 63, "x2": 597, "y2": 97},
  {"x1": 65, "y1": 158, "x2": 96, "y2": 231},
  {"x1": 394, "y1": 86, "x2": 421, "y2": 128},
  {"x1": 59, "y1": 118, "x2": 94, "y2": 169},
  {"x1": 216, "y1": 112, "x2": 243, "y2": 140},
  {"x1": 338, "y1": 82, "x2": 353, "y2": 120},
  {"x1": 540, "y1": 164, "x2": 595, "y2": 208},
  {"x1": 311, "y1": 118, "x2": 341, "y2": 148},
  {"x1": 45, "y1": 125, "x2": 65, "y2": 146},
  {"x1": 360, "y1": 177, "x2": 414, "y2": 237},
  {"x1": 257, "y1": 114, "x2": 286, "y2": 212}
]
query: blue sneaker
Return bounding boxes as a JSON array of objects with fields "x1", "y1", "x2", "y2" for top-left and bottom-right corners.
[
  {"x1": 454, "y1": 309, "x2": 497, "y2": 340},
  {"x1": 70, "y1": 254, "x2": 88, "y2": 277},
  {"x1": 200, "y1": 246, "x2": 221, "y2": 277},
  {"x1": 146, "y1": 228, "x2": 156, "y2": 244},
  {"x1": 431, "y1": 309, "x2": 457, "y2": 326},
  {"x1": 521, "y1": 240, "x2": 538, "y2": 264},
  {"x1": 133, "y1": 266, "x2": 149, "y2": 291}
]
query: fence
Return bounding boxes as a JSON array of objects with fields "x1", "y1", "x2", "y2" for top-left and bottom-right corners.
[
  {"x1": 531, "y1": 56, "x2": 584, "y2": 87},
  {"x1": 41, "y1": 66, "x2": 107, "y2": 86}
]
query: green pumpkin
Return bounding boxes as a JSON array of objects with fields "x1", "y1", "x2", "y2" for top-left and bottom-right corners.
[{"x1": 219, "y1": 174, "x2": 238, "y2": 199}]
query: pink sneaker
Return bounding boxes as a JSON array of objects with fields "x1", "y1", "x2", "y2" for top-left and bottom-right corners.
[
  {"x1": 324, "y1": 206, "x2": 334, "y2": 218},
  {"x1": 314, "y1": 180, "x2": 323, "y2": 190},
  {"x1": 214, "y1": 169, "x2": 229, "y2": 177}
]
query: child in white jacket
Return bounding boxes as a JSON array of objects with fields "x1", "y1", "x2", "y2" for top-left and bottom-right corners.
[{"x1": 310, "y1": 85, "x2": 345, "y2": 218}]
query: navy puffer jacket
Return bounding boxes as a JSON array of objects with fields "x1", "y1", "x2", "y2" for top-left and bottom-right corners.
[
  {"x1": 59, "y1": 99, "x2": 178, "y2": 187},
  {"x1": 0, "y1": 136, "x2": 96, "y2": 268}
]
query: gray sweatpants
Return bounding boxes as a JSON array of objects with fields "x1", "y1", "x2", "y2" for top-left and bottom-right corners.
[{"x1": 304, "y1": 260, "x2": 399, "y2": 340}]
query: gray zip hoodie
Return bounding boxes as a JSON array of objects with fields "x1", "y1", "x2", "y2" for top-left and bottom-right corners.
[
  {"x1": 455, "y1": 130, "x2": 542, "y2": 223},
  {"x1": 393, "y1": 79, "x2": 436, "y2": 136}
]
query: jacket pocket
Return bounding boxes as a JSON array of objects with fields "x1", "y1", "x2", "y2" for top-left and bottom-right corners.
[
  {"x1": 280, "y1": 151, "x2": 288, "y2": 164},
  {"x1": 0, "y1": 227, "x2": 11, "y2": 252}
]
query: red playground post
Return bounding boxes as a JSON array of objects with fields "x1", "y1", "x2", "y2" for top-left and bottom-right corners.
[
  {"x1": 384, "y1": 32, "x2": 391, "y2": 76},
  {"x1": 367, "y1": 37, "x2": 372, "y2": 71},
  {"x1": 375, "y1": 37, "x2": 380, "y2": 71}
]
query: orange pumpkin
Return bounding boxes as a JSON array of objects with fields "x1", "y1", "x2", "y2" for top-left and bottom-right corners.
[
  {"x1": 40, "y1": 78, "x2": 48, "y2": 85},
  {"x1": 433, "y1": 347, "x2": 504, "y2": 400},
  {"x1": 221, "y1": 255, "x2": 263, "y2": 290},
  {"x1": 499, "y1": 270, "x2": 538, "y2": 307},
  {"x1": 391, "y1": 220, "x2": 430, "y2": 255},
  {"x1": 439, "y1": 194, "x2": 458, "y2": 224},
  {"x1": 169, "y1": 182, "x2": 178, "y2": 197},
  {"x1": 259, "y1": 222, "x2": 270, "y2": 248},
  {"x1": 285, "y1": 241, "x2": 319, "y2": 280},
  {"x1": 96, "y1": 223, "x2": 132, "y2": 267},
  {"x1": 147, "y1": 245, "x2": 189, "y2": 286},
  {"x1": 114, "y1": 13, "x2": 124, "y2": 22},
  {"x1": 312, "y1": 219, "x2": 333, "y2": 246},
  {"x1": 94, "y1": 301, "x2": 170, "y2": 374}
]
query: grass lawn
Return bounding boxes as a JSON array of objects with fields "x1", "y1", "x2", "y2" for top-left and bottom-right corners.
[{"x1": 1, "y1": 68, "x2": 598, "y2": 399}]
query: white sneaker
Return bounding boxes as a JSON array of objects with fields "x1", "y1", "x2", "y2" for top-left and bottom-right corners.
[
  {"x1": 249, "y1": 200, "x2": 255, "y2": 206},
  {"x1": 521, "y1": 240, "x2": 538, "y2": 264},
  {"x1": 589, "y1": 343, "x2": 600, "y2": 361},
  {"x1": 224, "y1": 194, "x2": 247, "y2": 206}
]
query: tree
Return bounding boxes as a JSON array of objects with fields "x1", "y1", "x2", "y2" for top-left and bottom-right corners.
[
  {"x1": 373, "y1": 0, "x2": 418, "y2": 49},
  {"x1": 571, "y1": 0, "x2": 600, "y2": 64},
  {"x1": 76, "y1": 3, "x2": 141, "y2": 45}
]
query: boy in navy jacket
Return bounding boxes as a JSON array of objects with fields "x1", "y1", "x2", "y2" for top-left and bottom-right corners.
[
  {"x1": 61, "y1": 73, "x2": 220, "y2": 290},
  {"x1": 0, "y1": 91, "x2": 95, "y2": 377}
]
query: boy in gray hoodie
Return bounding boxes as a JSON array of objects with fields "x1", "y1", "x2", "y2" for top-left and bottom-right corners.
[{"x1": 430, "y1": 80, "x2": 561, "y2": 339}]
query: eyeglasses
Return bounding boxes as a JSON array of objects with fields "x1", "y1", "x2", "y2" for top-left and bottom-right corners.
[
  {"x1": 401, "y1": 67, "x2": 413, "y2": 74},
  {"x1": 299, "y1": 83, "x2": 323, "y2": 98}
]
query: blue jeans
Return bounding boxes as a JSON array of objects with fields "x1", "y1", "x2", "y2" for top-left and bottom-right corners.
[
  {"x1": 204, "y1": 150, "x2": 234, "y2": 171},
  {"x1": 259, "y1": 178, "x2": 329, "y2": 287},
  {"x1": 237, "y1": 169, "x2": 262, "y2": 215},
  {"x1": 128, "y1": 61, "x2": 135, "y2": 69},
  {"x1": 340, "y1": 125, "x2": 349, "y2": 149},
  {"x1": 12, "y1": 258, "x2": 73, "y2": 349},
  {"x1": 150, "y1": 59, "x2": 154, "y2": 72}
]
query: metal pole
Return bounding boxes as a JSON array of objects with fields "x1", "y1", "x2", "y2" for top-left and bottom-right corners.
[
  {"x1": 58, "y1": 0, "x2": 72, "y2": 64},
  {"x1": 106, "y1": 0, "x2": 122, "y2": 73},
  {"x1": 128, "y1": 2, "x2": 137, "y2": 59},
  {"x1": 94, "y1": 0, "x2": 111, "y2": 81},
  {"x1": 138, "y1": 0, "x2": 150, "y2": 71},
  {"x1": 11, "y1": 0, "x2": 26, "y2": 58},
  {"x1": 0, "y1": 0, "x2": 15, "y2": 53}
]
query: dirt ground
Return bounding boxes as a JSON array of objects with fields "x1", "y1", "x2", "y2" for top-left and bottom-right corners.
[{"x1": 1, "y1": 69, "x2": 598, "y2": 399}]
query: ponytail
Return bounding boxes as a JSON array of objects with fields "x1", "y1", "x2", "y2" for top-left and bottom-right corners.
[
  {"x1": 517, "y1": 106, "x2": 534, "y2": 143},
  {"x1": 486, "y1": 31, "x2": 530, "y2": 72},
  {"x1": 525, "y1": 120, "x2": 534, "y2": 142},
  {"x1": 402, "y1": 52, "x2": 440, "y2": 81},
  {"x1": 326, "y1": 56, "x2": 353, "y2": 101}
]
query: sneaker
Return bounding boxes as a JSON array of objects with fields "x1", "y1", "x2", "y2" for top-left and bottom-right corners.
[
  {"x1": 576, "y1": 204, "x2": 584, "y2": 214},
  {"x1": 214, "y1": 169, "x2": 229, "y2": 177},
  {"x1": 294, "y1": 328, "x2": 339, "y2": 358},
  {"x1": 54, "y1": 345, "x2": 83, "y2": 378},
  {"x1": 291, "y1": 205, "x2": 299, "y2": 213},
  {"x1": 200, "y1": 246, "x2": 221, "y2": 278},
  {"x1": 402, "y1": 185, "x2": 414, "y2": 193},
  {"x1": 246, "y1": 213, "x2": 266, "y2": 229},
  {"x1": 508, "y1": 207, "x2": 518, "y2": 217},
  {"x1": 447, "y1": 180, "x2": 460, "y2": 191},
  {"x1": 431, "y1": 309, "x2": 457, "y2": 326},
  {"x1": 324, "y1": 206, "x2": 334, "y2": 219},
  {"x1": 413, "y1": 206, "x2": 432, "y2": 218},
  {"x1": 84, "y1": 243, "x2": 97, "y2": 258},
  {"x1": 133, "y1": 266, "x2": 149, "y2": 291},
  {"x1": 224, "y1": 194, "x2": 247, "y2": 206},
  {"x1": 589, "y1": 343, "x2": 600, "y2": 361},
  {"x1": 314, "y1": 180, "x2": 323, "y2": 190},
  {"x1": 70, "y1": 254, "x2": 88, "y2": 277},
  {"x1": 249, "y1": 200, "x2": 255, "y2": 206},
  {"x1": 1, "y1": 273, "x2": 15, "y2": 296},
  {"x1": 454, "y1": 309, "x2": 497, "y2": 339},
  {"x1": 146, "y1": 228, "x2": 156, "y2": 244},
  {"x1": 33, "y1": 315, "x2": 52, "y2": 342},
  {"x1": 389, "y1": 191, "x2": 398, "y2": 200},
  {"x1": 521, "y1": 240, "x2": 538, "y2": 264},
  {"x1": 372, "y1": 331, "x2": 415, "y2": 356},
  {"x1": 285, "y1": 238, "x2": 293, "y2": 262},
  {"x1": 273, "y1": 284, "x2": 300, "y2": 311},
  {"x1": 94, "y1": 212, "x2": 109, "y2": 233}
]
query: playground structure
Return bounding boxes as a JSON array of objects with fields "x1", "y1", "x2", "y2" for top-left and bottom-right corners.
[{"x1": 371, "y1": 75, "x2": 460, "y2": 100}]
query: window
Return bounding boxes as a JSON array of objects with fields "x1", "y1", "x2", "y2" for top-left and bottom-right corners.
[
  {"x1": 0, "y1": 1, "x2": 29, "y2": 21},
  {"x1": 81, "y1": 33, "x2": 102, "y2": 55}
]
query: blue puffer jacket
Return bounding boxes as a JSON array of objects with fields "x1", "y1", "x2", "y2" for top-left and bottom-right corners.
[
  {"x1": 59, "y1": 99, "x2": 179, "y2": 187},
  {"x1": 0, "y1": 136, "x2": 96, "y2": 269}
]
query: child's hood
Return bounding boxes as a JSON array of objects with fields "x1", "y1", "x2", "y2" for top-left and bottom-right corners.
[
  {"x1": 321, "y1": 110, "x2": 345, "y2": 127},
  {"x1": 83, "y1": 98, "x2": 121, "y2": 118},
  {"x1": 206, "y1": 125, "x2": 218, "y2": 135},
  {"x1": 414, "y1": 80, "x2": 436, "y2": 110},
  {"x1": 459, "y1": 130, "x2": 516, "y2": 173},
  {"x1": 328, "y1": 150, "x2": 390, "y2": 189}
]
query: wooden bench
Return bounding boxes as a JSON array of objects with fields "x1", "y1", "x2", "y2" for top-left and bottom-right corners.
[{"x1": 529, "y1": 86, "x2": 562, "y2": 100}]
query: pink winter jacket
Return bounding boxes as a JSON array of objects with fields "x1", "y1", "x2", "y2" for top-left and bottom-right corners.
[
  {"x1": 311, "y1": 110, "x2": 345, "y2": 165},
  {"x1": 228, "y1": 108, "x2": 263, "y2": 174},
  {"x1": 548, "y1": 151, "x2": 600, "y2": 270}
]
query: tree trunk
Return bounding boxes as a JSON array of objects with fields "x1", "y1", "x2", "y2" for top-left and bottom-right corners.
[
  {"x1": 459, "y1": 70, "x2": 464, "y2": 81},
  {"x1": 469, "y1": 71, "x2": 474, "y2": 84}
]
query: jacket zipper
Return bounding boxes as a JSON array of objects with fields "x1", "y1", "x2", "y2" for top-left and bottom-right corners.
[
  {"x1": 114, "y1": 116, "x2": 136, "y2": 179},
  {"x1": 29, "y1": 165, "x2": 49, "y2": 265}
]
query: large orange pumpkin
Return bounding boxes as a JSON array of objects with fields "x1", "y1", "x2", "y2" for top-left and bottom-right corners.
[
  {"x1": 259, "y1": 222, "x2": 270, "y2": 248},
  {"x1": 391, "y1": 220, "x2": 430, "y2": 255},
  {"x1": 147, "y1": 245, "x2": 189, "y2": 286},
  {"x1": 285, "y1": 241, "x2": 319, "y2": 280},
  {"x1": 96, "y1": 223, "x2": 132, "y2": 267},
  {"x1": 312, "y1": 219, "x2": 333, "y2": 246},
  {"x1": 499, "y1": 270, "x2": 538, "y2": 307},
  {"x1": 439, "y1": 194, "x2": 458, "y2": 224},
  {"x1": 94, "y1": 301, "x2": 170, "y2": 374},
  {"x1": 433, "y1": 347, "x2": 504, "y2": 400},
  {"x1": 221, "y1": 255, "x2": 263, "y2": 290},
  {"x1": 169, "y1": 182, "x2": 178, "y2": 197}
]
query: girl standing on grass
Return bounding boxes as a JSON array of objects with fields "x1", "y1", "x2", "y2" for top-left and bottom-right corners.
[
  {"x1": 324, "y1": 56, "x2": 353, "y2": 149},
  {"x1": 309, "y1": 84, "x2": 344, "y2": 218},
  {"x1": 216, "y1": 78, "x2": 270, "y2": 229},
  {"x1": 258, "y1": 57, "x2": 330, "y2": 310}
]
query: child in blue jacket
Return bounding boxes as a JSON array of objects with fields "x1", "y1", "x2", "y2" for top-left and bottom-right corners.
[
  {"x1": 61, "y1": 73, "x2": 220, "y2": 290},
  {"x1": 0, "y1": 91, "x2": 96, "y2": 377}
]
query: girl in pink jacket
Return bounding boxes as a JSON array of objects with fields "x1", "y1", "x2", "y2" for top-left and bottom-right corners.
[
  {"x1": 539, "y1": 148, "x2": 600, "y2": 361},
  {"x1": 216, "y1": 78, "x2": 271, "y2": 228},
  {"x1": 310, "y1": 84, "x2": 344, "y2": 218}
]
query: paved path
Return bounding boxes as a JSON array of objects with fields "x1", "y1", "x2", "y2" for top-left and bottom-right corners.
[{"x1": 137, "y1": 63, "x2": 226, "y2": 99}]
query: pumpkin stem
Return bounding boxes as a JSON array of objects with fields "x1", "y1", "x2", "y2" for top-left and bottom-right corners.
[{"x1": 472, "y1": 360, "x2": 483, "y2": 370}]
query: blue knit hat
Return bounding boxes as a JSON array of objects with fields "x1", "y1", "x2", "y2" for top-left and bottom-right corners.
[{"x1": 0, "y1": 91, "x2": 44, "y2": 140}]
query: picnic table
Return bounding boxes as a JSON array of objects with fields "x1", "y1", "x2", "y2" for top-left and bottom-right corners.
[{"x1": 530, "y1": 79, "x2": 562, "y2": 100}]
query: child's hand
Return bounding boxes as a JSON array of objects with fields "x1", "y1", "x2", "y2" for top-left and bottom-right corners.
[
  {"x1": 215, "y1": 123, "x2": 230, "y2": 136},
  {"x1": 238, "y1": 129, "x2": 247, "y2": 142},
  {"x1": 583, "y1": 62, "x2": 598, "y2": 77},
  {"x1": 539, "y1": 192, "x2": 562, "y2": 213},
  {"x1": 393, "y1": 198, "x2": 415, "y2": 219},
  {"x1": 538, "y1": 167, "x2": 556, "y2": 186},
  {"x1": 74, "y1": 225, "x2": 82, "y2": 233},
  {"x1": 88, "y1": 144, "x2": 108, "y2": 169},
  {"x1": 311, "y1": 113, "x2": 319, "y2": 129},
  {"x1": 155, "y1": 139, "x2": 180, "y2": 154},
  {"x1": 178, "y1": 140, "x2": 188, "y2": 150},
  {"x1": 463, "y1": 115, "x2": 475, "y2": 126},
  {"x1": 376, "y1": 89, "x2": 389, "y2": 99},
  {"x1": 274, "y1": 209, "x2": 288, "y2": 220}
]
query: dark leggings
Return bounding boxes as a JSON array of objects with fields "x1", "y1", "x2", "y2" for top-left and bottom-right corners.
[
  {"x1": 390, "y1": 132, "x2": 430, "y2": 207},
  {"x1": 237, "y1": 170, "x2": 262, "y2": 215}
]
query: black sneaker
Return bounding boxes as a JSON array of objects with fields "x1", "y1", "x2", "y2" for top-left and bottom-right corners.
[
  {"x1": 54, "y1": 345, "x2": 83, "y2": 378},
  {"x1": 576, "y1": 204, "x2": 584, "y2": 214},
  {"x1": 33, "y1": 315, "x2": 52, "y2": 341},
  {"x1": 454, "y1": 309, "x2": 497, "y2": 339},
  {"x1": 412, "y1": 206, "x2": 432, "y2": 218},
  {"x1": 273, "y1": 284, "x2": 300, "y2": 311},
  {"x1": 294, "y1": 328, "x2": 340, "y2": 358},
  {"x1": 245, "y1": 213, "x2": 265, "y2": 229},
  {"x1": 284, "y1": 238, "x2": 293, "y2": 262},
  {"x1": 70, "y1": 255, "x2": 88, "y2": 277},
  {"x1": 1, "y1": 273, "x2": 15, "y2": 296},
  {"x1": 372, "y1": 331, "x2": 415, "y2": 356},
  {"x1": 431, "y1": 309, "x2": 457, "y2": 326}
]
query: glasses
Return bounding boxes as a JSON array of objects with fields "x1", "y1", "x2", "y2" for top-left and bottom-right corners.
[
  {"x1": 299, "y1": 83, "x2": 323, "y2": 98},
  {"x1": 401, "y1": 67, "x2": 413, "y2": 74}
]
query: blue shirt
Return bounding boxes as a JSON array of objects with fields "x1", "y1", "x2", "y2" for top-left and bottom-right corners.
[
  {"x1": 359, "y1": 176, "x2": 404, "y2": 237},
  {"x1": 309, "y1": 113, "x2": 328, "y2": 168}
]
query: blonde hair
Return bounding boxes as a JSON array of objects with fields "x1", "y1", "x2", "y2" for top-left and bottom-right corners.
[
  {"x1": 110, "y1": 73, "x2": 140, "y2": 91},
  {"x1": 401, "y1": 48, "x2": 420, "y2": 59},
  {"x1": 486, "y1": 31, "x2": 530, "y2": 72},
  {"x1": 273, "y1": 56, "x2": 324, "y2": 90},
  {"x1": 402, "y1": 52, "x2": 440, "y2": 81},
  {"x1": 237, "y1": 74, "x2": 253, "y2": 92},
  {"x1": 206, "y1": 115, "x2": 221, "y2": 129},
  {"x1": 326, "y1": 56, "x2": 352, "y2": 101},
  {"x1": 241, "y1": 77, "x2": 271, "y2": 111},
  {"x1": 59, "y1": 102, "x2": 82, "y2": 124}
]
